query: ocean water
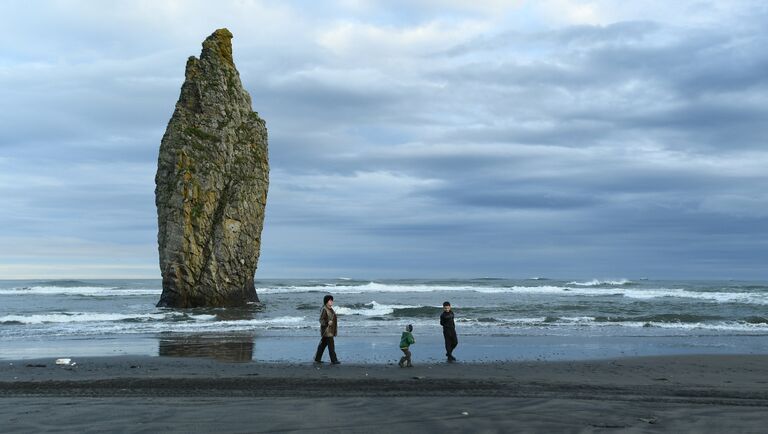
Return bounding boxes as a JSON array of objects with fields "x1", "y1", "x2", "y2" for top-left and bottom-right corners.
[{"x1": 1, "y1": 278, "x2": 767, "y2": 362}]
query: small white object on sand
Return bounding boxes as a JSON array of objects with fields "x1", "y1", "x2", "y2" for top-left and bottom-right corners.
[{"x1": 55, "y1": 358, "x2": 72, "y2": 365}]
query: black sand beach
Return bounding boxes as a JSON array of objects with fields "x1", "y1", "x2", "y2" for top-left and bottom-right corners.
[{"x1": 2, "y1": 354, "x2": 767, "y2": 433}]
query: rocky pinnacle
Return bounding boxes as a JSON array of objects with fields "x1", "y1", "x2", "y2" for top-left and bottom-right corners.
[{"x1": 155, "y1": 29, "x2": 268, "y2": 308}]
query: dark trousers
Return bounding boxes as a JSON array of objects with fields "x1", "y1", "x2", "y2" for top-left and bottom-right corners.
[
  {"x1": 443, "y1": 328, "x2": 458, "y2": 357},
  {"x1": 314, "y1": 336, "x2": 338, "y2": 362},
  {"x1": 399, "y1": 348, "x2": 412, "y2": 366}
]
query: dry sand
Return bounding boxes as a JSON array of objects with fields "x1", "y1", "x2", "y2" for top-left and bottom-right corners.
[{"x1": 1, "y1": 355, "x2": 767, "y2": 433}]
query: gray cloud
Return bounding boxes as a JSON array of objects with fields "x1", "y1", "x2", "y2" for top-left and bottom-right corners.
[{"x1": 1, "y1": 0, "x2": 767, "y2": 279}]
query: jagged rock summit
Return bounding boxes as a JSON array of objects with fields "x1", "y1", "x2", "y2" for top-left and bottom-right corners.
[{"x1": 155, "y1": 29, "x2": 269, "y2": 308}]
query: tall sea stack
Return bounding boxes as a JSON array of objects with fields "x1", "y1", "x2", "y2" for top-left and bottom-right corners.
[{"x1": 155, "y1": 29, "x2": 269, "y2": 308}]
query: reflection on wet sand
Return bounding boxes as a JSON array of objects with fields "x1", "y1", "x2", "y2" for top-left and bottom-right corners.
[{"x1": 158, "y1": 333, "x2": 255, "y2": 362}]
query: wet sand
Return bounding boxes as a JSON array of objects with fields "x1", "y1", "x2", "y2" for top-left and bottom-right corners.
[{"x1": 2, "y1": 355, "x2": 767, "y2": 433}]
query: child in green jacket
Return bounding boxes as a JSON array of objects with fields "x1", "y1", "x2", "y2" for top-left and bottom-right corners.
[{"x1": 399, "y1": 324, "x2": 415, "y2": 367}]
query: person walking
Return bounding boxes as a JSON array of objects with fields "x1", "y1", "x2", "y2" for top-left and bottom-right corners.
[
  {"x1": 440, "y1": 301, "x2": 458, "y2": 362},
  {"x1": 398, "y1": 324, "x2": 415, "y2": 368},
  {"x1": 314, "y1": 294, "x2": 340, "y2": 364}
]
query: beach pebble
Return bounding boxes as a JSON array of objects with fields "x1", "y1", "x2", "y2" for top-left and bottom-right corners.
[{"x1": 461, "y1": 412, "x2": 469, "y2": 416}]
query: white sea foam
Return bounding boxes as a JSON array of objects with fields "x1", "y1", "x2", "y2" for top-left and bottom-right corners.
[
  {"x1": 258, "y1": 282, "x2": 448, "y2": 294},
  {"x1": 443, "y1": 315, "x2": 768, "y2": 332},
  {"x1": 118, "y1": 315, "x2": 307, "y2": 332},
  {"x1": 556, "y1": 316, "x2": 598, "y2": 323},
  {"x1": 0, "y1": 312, "x2": 173, "y2": 324},
  {"x1": 618, "y1": 288, "x2": 768, "y2": 305},
  {"x1": 259, "y1": 282, "x2": 571, "y2": 295},
  {"x1": 256, "y1": 316, "x2": 306, "y2": 325},
  {"x1": 458, "y1": 317, "x2": 548, "y2": 325},
  {"x1": 487, "y1": 316, "x2": 768, "y2": 332},
  {"x1": 505, "y1": 285, "x2": 767, "y2": 305},
  {"x1": 0, "y1": 314, "x2": 309, "y2": 337},
  {"x1": 0, "y1": 286, "x2": 161, "y2": 296},
  {"x1": 335, "y1": 301, "x2": 421, "y2": 316},
  {"x1": 93, "y1": 315, "x2": 310, "y2": 334},
  {"x1": 2, "y1": 310, "x2": 766, "y2": 338},
  {"x1": 647, "y1": 321, "x2": 768, "y2": 331},
  {"x1": 255, "y1": 282, "x2": 768, "y2": 305},
  {"x1": 567, "y1": 279, "x2": 632, "y2": 286},
  {"x1": 586, "y1": 319, "x2": 768, "y2": 332},
  {"x1": 188, "y1": 314, "x2": 217, "y2": 321},
  {"x1": 481, "y1": 285, "x2": 577, "y2": 294}
]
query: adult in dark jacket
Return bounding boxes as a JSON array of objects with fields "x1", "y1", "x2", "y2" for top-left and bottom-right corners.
[
  {"x1": 314, "y1": 294, "x2": 340, "y2": 364},
  {"x1": 440, "y1": 301, "x2": 458, "y2": 362}
]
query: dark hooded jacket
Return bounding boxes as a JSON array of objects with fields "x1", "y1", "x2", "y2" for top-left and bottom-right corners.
[{"x1": 440, "y1": 310, "x2": 455, "y2": 329}]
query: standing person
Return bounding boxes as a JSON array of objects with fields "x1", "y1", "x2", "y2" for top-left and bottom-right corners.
[
  {"x1": 440, "y1": 301, "x2": 458, "y2": 362},
  {"x1": 314, "y1": 294, "x2": 340, "y2": 364},
  {"x1": 398, "y1": 324, "x2": 415, "y2": 368}
]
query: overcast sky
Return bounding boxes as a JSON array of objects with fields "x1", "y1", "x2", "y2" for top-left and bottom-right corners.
[{"x1": 1, "y1": 0, "x2": 766, "y2": 280}]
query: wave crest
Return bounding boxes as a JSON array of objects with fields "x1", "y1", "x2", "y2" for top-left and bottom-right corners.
[
  {"x1": 335, "y1": 301, "x2": 421, "y2": 316},
  {"x1": 567, "y1": 279, "x2": 633, "y2": 286},
  {"x1": 0, "y1": 286, "x2": 160, "y2": 297}
]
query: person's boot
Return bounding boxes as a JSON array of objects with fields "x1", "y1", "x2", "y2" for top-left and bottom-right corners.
[
  {"x1": 398, "y1": 357, "x2": 406, "y2": 367},
  {"x1": 406, "y1": 361, "x2": 413, "y2": 368}
]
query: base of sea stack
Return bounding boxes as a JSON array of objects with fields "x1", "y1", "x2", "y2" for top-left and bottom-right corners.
[
  {"x1": 156, "y1": 280, "x2": 260, "y2": 308},
  {"x1": 1, "y1": 355, "x2": 767, "y2": 433}
]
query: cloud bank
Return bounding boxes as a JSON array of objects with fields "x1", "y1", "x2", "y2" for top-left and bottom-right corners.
[{"x1": 1, "y1": 0, "x2": 766, "y2": 279}]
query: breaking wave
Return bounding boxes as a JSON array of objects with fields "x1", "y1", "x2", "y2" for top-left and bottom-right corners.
[
  {"x1": 2, "y1": 281, "x2": 765, "y2": 306},
  {"x1": 0, "y1": 313, "x2": 309, "y2": 337},
  {"x1": 567, "y1": 279, "x2": 633, "y2": 286},
  {"x1": 335, "y1": 301, "x2": 421, "y2": 316},
  {"x1": 0, "y1": 311, "x2": 229, "y2": 325},
  {"x1": 256, "y1": 282, "x2": 768, "y2": 305},
  {"x1": 0, "y1": 286, "x2": 160, "y2": 296},
  {"x1": 455, "y1": 315, "x2": 768, "y2": 332}
]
